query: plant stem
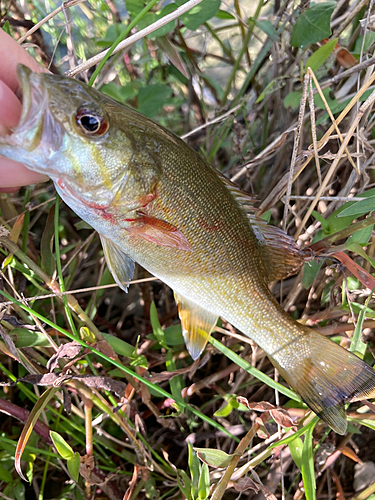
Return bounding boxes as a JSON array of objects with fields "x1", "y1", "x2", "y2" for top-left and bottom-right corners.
[
  {"x1": 210, "y1": 421, "x2": 260, "y2": 500},
  {"x1": 220, "y1": 0, "x2": 264, "y2": 105}
]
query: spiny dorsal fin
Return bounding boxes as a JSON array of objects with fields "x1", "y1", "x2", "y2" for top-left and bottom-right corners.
[
  {"x1": 174, "y1": 292, "x2": 218, "y2": 360},
  {"x1": 220, "y1": 174, "x2": 304, "y2": 281},
  {"x1": 100, "y1": 235, "x2": 135, "y2": 292}
]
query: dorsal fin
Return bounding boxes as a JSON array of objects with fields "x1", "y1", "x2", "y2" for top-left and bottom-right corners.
[{"x1": 219, "y1": 174, "x2": 304, "y2": 281}]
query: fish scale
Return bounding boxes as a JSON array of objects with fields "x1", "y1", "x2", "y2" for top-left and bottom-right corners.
[{"x1": 1, "y1": 65, "x2": 375, "y2": 434}]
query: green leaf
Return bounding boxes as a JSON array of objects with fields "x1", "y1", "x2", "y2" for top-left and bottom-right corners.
[
  {"x1": 1, "y1": 253, "x2": 14, "y2": 269},
  {"x1": 126, "y1": 0, "x2": 148, "y2": 16},
  {"x1": 347, "y1": 224, "x2": 373, "y2": 245},
  {"x1": 352, "y1": 32, "x2": 375, "y2": 58},
  {"x1": 313, "y1": 87, "x2": 338, "y2": 111},
  {"x1": 2, "y1": 20, "x2": 10, "y2": 34},
  {"x1": 198, "y1": 462, "x2": 210, "y2": 500},
  {"x1": 178, "y1": 0, "x2": 221, "y2": 31},
  {"x1": 269, "y1": 416, "x2": 319, "y2": 448},
  {"x1": 67, "y1": 452, "x2": 80, "y2": 482},
  {"x1": 10, "y1": 328, "x2": 50, "y2": 348},
  {"x1": 346, "y1": 240, "x2": 375, "y2": 270},
  {"x1": 337, "y1": 195, "x2": 375, "y2": 218},
  {"x1": 311, "y1": 210, "x2": 330, "y2": 232},
  {"x1": 256, "y1": 19, "x2": 279, "y2": 42},
  {"x1": 195, "y1": 448, "x2": 237, "y2": 468},
  {"x1": 148, "y1": 323, "x2": 184, "y2": 346},
  {"x1": 102, "y1": 332, "x2": 136, "y2": 358},
  {"x1": 188, "y1": 442, "x2": 200, "y2": 499},
  {"x1": 256, "y1": 77, "x2": 288, "y2": 103},
  {"x1": 215, "y1": 9, "x2": 235, "y2": 20},
  {"x1": 214, "y1": 395, "x2": 247, "y2": 417},
  {"x1": 288, "y1": 437, "x2": 303, "y2": 470},
  {"x1": 302, "y1": 260, "x2": 323, "y2": 289},
  {"x1": 214, "y1": 401, "x2": 234, "y2": 418},
  {"x1": 138, "y1": 84, "x2": 173, "y2": 117},
  {"x1": 291, "y1": 3, "x2": 336, "y2": 48},
  {"x1": 101, "y1": 82, "x2": 138, "y2": 103},
  {"x1": 283, "y1": 91, "x2": 302, "y2": 110},
  {"x1": 97, "y1": 24, "x2": 124, "y2": 48},
  {"x1": 166, "y1": 350, "x2": 184, "y2": 403},
  {"x1": 350, "y1": 290, "x2": 374, "y2": 358},
  {"x1": 3, "y1": 481, "x2": 25, "y2": 500},
  {"x1": 0, "y1": 463, "x2": 13, "y2": 483},
  {"x1": 306, "y1": 38, "x2": 338, "y2": 73},
  {"x1": 135, "y1": 12, "x2": 156, "y2": 31},
  {"x1": 151, "y1": 4, "x2": 177, "y2": 37},
  {"x1": 16, "y1": 387, "x2": 58, "y2": 482},
  {"x1": 50, "y1": 431, "x2": 75, "y2": 460},
  {"x1": 301, "y1": 421, "x2": 317, "y2": 500},
  {"x1": 177, "y1": 469, "x2": 192, "y2": 499},
  {"x1": 150, "y1": 301, "x2": 169, "y2": 350}
]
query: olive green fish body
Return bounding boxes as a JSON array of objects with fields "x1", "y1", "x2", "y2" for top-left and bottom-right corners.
[{"x1": 1, "y1": 66, "x2": 375, "y2": 434}]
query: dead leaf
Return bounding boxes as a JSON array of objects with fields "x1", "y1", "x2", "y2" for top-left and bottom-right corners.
[
  {"x1": 269, "y1": 408, "x2": 294, "y2": 428},
  {"x1": 3, "y1": 373, "x2": 127, "y2": 399},
  {"x1": 339, "y1": 445, "x2": 363, "y2": 464},
  {"x1": 94, "y1": 340, "x2": 117, "y2": 360},
  {"x1": 237, "y1": 398, "x2": 275, "y2": 412},
  {"x1": 333, "y1": 251, "x2": 375, "y2": 289},
  {"x1": 232, "y1": 477, "x2": 260, "y2": 492},
  {"x1": 123, "y1": 465, "x2": 141, "y2": 500},
  {"x1": 336, "y1": 47, "x2": 357, "y2": 69},
  {"x1": 47, "y1": 341, "x2": 82, "y2": 371},
  {"x1": 255, "y1": 416, "x2": 270, "y2": 439}
]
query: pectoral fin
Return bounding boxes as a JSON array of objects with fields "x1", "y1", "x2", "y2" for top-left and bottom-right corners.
[
  {"x1": 126, "y1": 214, "x2": 192, "y2": 251},
  {"x1": 174, "y1": 292, "x2": 218, "y2": 360},
  {"x1": 100, "y1": 235, "x2": 135, "y2": 292}
]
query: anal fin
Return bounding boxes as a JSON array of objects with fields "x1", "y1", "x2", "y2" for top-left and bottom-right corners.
[
  {"x1": 174, "y1": 292, "x2": 218, "y2": 360},
  {"x1": 100, "y1": 235, "x2": 135, "y2": 292}
]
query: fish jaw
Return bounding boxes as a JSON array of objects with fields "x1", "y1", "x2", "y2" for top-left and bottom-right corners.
[{"x1": 0, "y1": 65, "x2": 65, "y2": 171}]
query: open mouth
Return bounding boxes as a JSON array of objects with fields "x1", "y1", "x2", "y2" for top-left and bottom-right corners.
[{"x1": 15, "y1": 65, "x2": 48, "y2": 139}]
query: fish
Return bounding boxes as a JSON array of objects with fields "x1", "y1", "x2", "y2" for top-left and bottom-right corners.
[{"x1": 1, "y1": 65, "x2": 375, "y2": 434}]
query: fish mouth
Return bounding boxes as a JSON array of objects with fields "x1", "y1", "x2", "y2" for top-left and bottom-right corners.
[
  {"x1": 0, "y1": 65, "x2": 65, "y2": 175},
  {"x1": 14, "y1": 65, "x2": 49, "y2": 150}
]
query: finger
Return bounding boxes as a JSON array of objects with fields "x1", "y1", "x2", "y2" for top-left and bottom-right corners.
[
  {"x1": 0, "y1": 79, "x2": 22, "y2": 134},
  {"x1": 0, "y1": 30, "x2": 49, "y2": 92},
  {"x1": 0, "y1": 157, "x2": 49, "y2": 190}
]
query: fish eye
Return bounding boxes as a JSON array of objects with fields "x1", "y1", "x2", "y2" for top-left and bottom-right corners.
[{"x1": 75, "y1": 108, "x2": 109, "y2": 136}]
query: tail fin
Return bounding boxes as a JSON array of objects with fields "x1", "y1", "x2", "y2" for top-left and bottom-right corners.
[{"x1": 273, "y1": 330, "x2": 375, "y2": 434}]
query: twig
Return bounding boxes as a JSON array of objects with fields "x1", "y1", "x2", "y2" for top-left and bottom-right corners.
[
  {"x1": 210, "y1": 421, "x2": 260, "y2": 500},
  {"x1": 17, "y1": 0, "x2": 87, "y2": 44}
]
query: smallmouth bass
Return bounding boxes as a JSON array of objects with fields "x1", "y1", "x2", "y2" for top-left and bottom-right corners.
[{"x1": 1, "y1": 66, "x2": 375, "y2": 434}]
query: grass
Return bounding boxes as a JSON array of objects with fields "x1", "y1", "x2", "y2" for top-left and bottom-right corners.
[{"x1": 1, "y1": 1, "x2": 375, "y2": 499}]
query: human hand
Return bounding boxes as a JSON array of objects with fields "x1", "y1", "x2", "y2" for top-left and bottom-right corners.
[{"x1": 0, "y1": 30, "x2": 49, "y2": 192}]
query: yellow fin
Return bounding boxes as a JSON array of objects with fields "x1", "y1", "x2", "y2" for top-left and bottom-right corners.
[
  {"x1": 100, "y1": 235, "x2": 135, "y2": 292},
  {"x1": 174, "y1": 292, "x2": 218, "y2": 360},
  {"x1": 220, "y1": 174, "x2": 304, "y2": 280},
  {"x1": 273, "y1": 330, "x2": 375, "y2": 434}
]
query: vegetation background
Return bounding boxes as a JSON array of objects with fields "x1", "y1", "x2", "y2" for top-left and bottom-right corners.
[{"x1": 1, "y1": 0, "x2": 375, "y2": 499}]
